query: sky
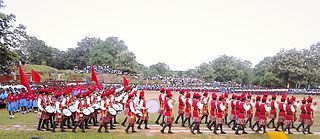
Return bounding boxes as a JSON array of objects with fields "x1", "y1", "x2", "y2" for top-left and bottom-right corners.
[{"x1": 2, "y1": 0, "x2": 320, "y2": 71}]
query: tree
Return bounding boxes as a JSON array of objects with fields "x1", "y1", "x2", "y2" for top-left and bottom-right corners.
[
  {"x1": 149, "y1": 62, "x2": 171, "y2": 77},
  {"x1": 0, "y1": 1, "x2": 27, "y2": 65}
]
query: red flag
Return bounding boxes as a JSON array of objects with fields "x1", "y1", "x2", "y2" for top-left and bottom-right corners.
[
  {"x1": 31, "y1": 69, "x2": 41, "y2": 83},
  {"x1": 91, "y1": 65, "x2": 99, "y2": 85},
  {"x1": 123, "y1": 75, "x2": 129, "y2": 87},
  {"x1": 19, "y1": 65, "x2": 33, "y2": 94}
]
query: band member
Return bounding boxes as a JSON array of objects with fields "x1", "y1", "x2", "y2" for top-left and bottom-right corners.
[
  {"x1": 245, "y1": 92, "x2": 253, "y2": 127},
  {"x1": 98, "y1": 92, "x2": 110, "y2": 133},
  {"x1": 291, "y1": 96, "x2": 298, "y2": 128},
  {"x1": 296, "y1": 97, "x2": 306, "y2": 132},
  {"x1": 256, "y1": 96, "x2": 270, "y2": 134},
  {"x1": 267, "y1": 94, "x2": 277, "y2": 128},
  {"x1": 174, "y1": 89, "x2": 185, "y2": 124},
  {"x1": 62, "y1": 91, "x2": 73, "y2": 129},
  {"x1": 190, "y1": 93, "x2": 203, "y2": 135},
  {"x1": 137, "y1": 90, "x2": 150, "y2": 129},
  {"x1": 181, "y1": 91, "x2": 192, "y2": 127},
  {"x1": 284, "y1": 97, "x2": 295, "y2": 134},
  {"x1": 121, "y1": 87, "x2": 131, "y2": 127},
  {"x1": 224, "y1": 92, "x2": 229, "y2": 125},
  {"x1": 235, "y1": 95, "x2": 250, "y2": 135},
  {"x1": 207, "y1": 92, "x2": 217, "y2": 131},
  {"x1": 72, "y1": 93, "x2": 87, "y2": 133},
  {"x1": 302, "y1": 96, "x2": 315, "y2": 135},
  {"x1": 125, "y1": 93, "x2": 137, "y2": 133},
  {"x1": 37, "y1": 91, "x2": 50, "y2": 131},
  {"x1": 201, "y1": 91, "x2": 209, "y2": 124},
  {"x1": 251, "y1": 95, "x2": 261, "y2": 131},
  {"x1": 7, "y1": 91, "x2": 16, "y2": 119},
  {"x1": 275, "y1": 94, "x2": 286, "y2": 131},
  {"x1": 213, "y1": 95, "x2": 226, "y2": 134},
  {"x1": 227, "y1": 94, "x2": 237, "y2": 130},
  {"x1": 160, "y1": 91, "x2": 174, "y2": 134},
  {"x1": 52, "y1": 92, "x2": 65, "y2": 132},
  {"x1": 155, "y1": 87, "x2": 166, "y2": 125}
]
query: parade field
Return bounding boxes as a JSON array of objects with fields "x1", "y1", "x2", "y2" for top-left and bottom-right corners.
[{"x1": 0, "y1": 91, "x2": 319, "y2": 139}]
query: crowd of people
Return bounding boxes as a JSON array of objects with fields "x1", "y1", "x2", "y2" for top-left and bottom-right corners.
[{"x1": 0, "y1": 83, "x2": 317, "y2": 135}]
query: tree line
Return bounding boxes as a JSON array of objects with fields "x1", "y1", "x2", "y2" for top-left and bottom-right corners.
[{"x1": 1, "y1": 0, "x2": 320, "y2": 88}]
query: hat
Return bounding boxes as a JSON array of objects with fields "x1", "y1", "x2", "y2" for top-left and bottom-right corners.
[
  {"x1": 166, "y1": 89, "x2": 171, "y2": 94},
  {"x1": 272, "y1": 94, "x2": 276, "y2": 100},
  {"x1": 139, "y1": 90, "x2": 145, "y2": 97},
  {"x1": 307, "y1": 96, "x2": 313, "y2": 103},
  {"x1": 180, "y1": 89, "x2": 185, "y2": 94},
  {"x1": 186, "y1": 92, "x2": 191, "y2": 98},
  {"x1": 219, "y1": 95, "x2": 224, "y2": 100},
  {"x1": 101, "y1": 92, "x2": 107, "y2": 97},
  {"x1": 203, "y1": 91, "x2": 208, "y2": 96},
  {"x1": 287, "y1": 98, "x2": 293, "y2": 104},
  {"x1": 262, "y1": 97, "x2": 267, "y2": 102},
  {"x1": 125, "y1": 87, "x2": 131, "y2": 92},
  {"x1": 302, "y1": 97, "x2": 306, "y2": 104},
  {"x1": 166, "y1": 92, "x2": 173, "y2": 98},
  {"x1": 256, "y1": 95, "x2": 261, "y2": 101},
  {"x1": 231, "y1": 93, "x2": 236, "y2": 99},
  {"x1": 160, "y1": 88, "x2": 165, "y2": 93},
  {"x1": 128, "y1": 93, "x2": 135, "y2": 98},
  {"x1": 247, "y1": 92, "x2": 252, "y2": 99},
  {"x1": 241, "y1": 95, "x2": 246, "y2": 100},
  {"x1": 291, "y1": 96, "x2": 296, "y2": 101},
  {"x1": 76, "y1": 93, "x2": 82, "y2": 98},
  {"x1": 224, "y1": 92, "x2": 228, "y2": 98},
  {"x1": 211, "y1": 93, "x2": 217, "y2": 99}
]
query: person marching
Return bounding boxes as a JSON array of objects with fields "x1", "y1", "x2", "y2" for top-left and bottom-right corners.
[
  {"x1": 213, "y1": 95, "x2": 226, "y2": 135},
  {"x1": 251, "y1": 95, "x2": 261, "y2": 131},
  {"x1": 174, "y1": 89, "x2": 185, "y2": 124},
  {"x1": 256, "y1": 96, "x2": 270, "y2": 134},
  {"x1": 160, "y1": 90, "x2": 174, "y2": 134},
  {"x1": 284, "y1": 97, "x2": 295, "y2": 134},
  {"x1": 125, "y1": 93, "x2": 137, "y2": 133},
  {"x1": 98, "y1": 92, "x2": 110, "y2": 133},
  {"x1": 296, "y1": 97, "x2": 307, "y2": 132},
  {"x1": 302, "y1": 96, "x2": 316, "y2": 135},
  {"x1": 207, "y1": 92, "x2": 217, "y2": 131},
  {"x1": 223, "y1": 92, "x2": 229, "y2": 125},
  {"x1": 235, "y1": 94, "x2": 250, "y2": 135},
  {"x1": 190, "y1": 93, "x2": 204, "y2": 135},
  {"x1": 52, "y1": 91, "x2": 66, "y2": 132},
  {"x1": 227, "y1": 94, "x2": 237, "y2": 130},
  {"x1": 275, "y1": 94, "x2": 286, "y2": 131},
  {"x1": 72, "y1": 93, "x2": 87, "y2": 133},
  {"x1": 121, "y1": 87, "x2": 131, "y2": 127},
  {"x1": 181, "y1": 91, "x2": 192, "y2": 127},
  {"x1": 137, "y1": 90, "x2": 150, "y2": 129},
  {"x1": 201, "y1": 91, "x2": 209, "y2": 124},
  {"x1": 32, "y1": 92, "x2": 39, "y2": 113},
  {"x1": 37, "y1": 90, "x2": 50, "y2": 131},
  {"x1": 245, "y1": 92, "x2": 253, "y2": 128},
  {"x1": 267, "y1": 94, "x2": 278, "y2": 128},
  {"x1": 155, "y1": 87, "x2": 166, "y2": 125},
  {"x1": 7, "y1": 91, "x2": 16, "y2": 119}
]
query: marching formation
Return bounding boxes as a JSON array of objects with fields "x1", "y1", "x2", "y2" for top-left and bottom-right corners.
[{"x1": 3, "y1": 85, "x2": 318, "y2": 135}]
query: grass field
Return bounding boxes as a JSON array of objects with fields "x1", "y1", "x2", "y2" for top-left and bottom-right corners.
[{"x1": 0, "y1": 91, "x2": 319, "y2": 139}]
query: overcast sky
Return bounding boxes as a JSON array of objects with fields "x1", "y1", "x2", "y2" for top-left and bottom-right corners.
[{"x1": 3, "y1": 0, "x2": 320, "y2": 70}]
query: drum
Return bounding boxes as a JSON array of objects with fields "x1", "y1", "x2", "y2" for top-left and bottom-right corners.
[
  {"x1": 135, "y1": 110, "x2": 143, "y2": 117},
  {"x1": 69, "y1": 105, "x2": 77, "y2": 113},
  {"x1": 112, "y1": 104, "x2": 121, "y2": 111},
  {"x1": 45, "y1": 106, "x2": 55, "y2": 113},
  {"x1": 146, "y1": 99, "x2": 160, "y2": 113},
  {"x1": 108, "y1": 107, "x2": 117, "y2": 116},
  {"x1": 91, "y1": 104, "x2": 100, "y2": 110},
  {"x1": 63, "y1": 109, "x2": 72, "y2": 117},
  {"x1": 88, "y1": 107, "x2": 94, "y2": 113},
  {"x1": 83, "y1": 109, "x2": 91, "y2": 116}
]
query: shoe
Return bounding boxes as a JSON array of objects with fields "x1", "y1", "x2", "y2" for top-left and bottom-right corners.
[
  {"x1": 61, "y1": 130, "x2": 66, "y2": 132},
  {"x1": 243, "y1": 131, "x2": 248, "y2": 134},
  {"x1": 221, "y1": 131, "x2": 226, "y2": 134},
  {"x1": 137, "y1": 126, "x2": 142, "y2": 129},
  {"x1": 197, "y1": 131, "x2": 203, "y2": 134},
  {"x1": 160, "y1": 129, "x2": 164, "y2": 134},
  {"x1": 37, "y1": 128, "x2": 43, "y2": 131},
  {"x1": 168, "y1": 131, "x2": 174, "y2": 134},
  {"x1": 132, "y1": 130, "x2": 136, "y2": 133},
  {"x1": 145, "y1": 127, "x2": 150, "y2": 129},
  {"x1": 81, "y1": 130, "x2": 85, "y2": 133}
]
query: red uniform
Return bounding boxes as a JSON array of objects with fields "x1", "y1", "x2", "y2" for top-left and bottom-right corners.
[
  {"x1": 164, "y1": 98, "x2": 174, "y2": 124},
  {"x1": 236, "y1": 102, "x2": 246, "y2": 126},
  {"x1": 285, "y1": 104, "x2": 294, "y2": 126},
  {"x1": 299, "y1": 104, "x2": 306, "y2": 123},
  {"x1": 158, "y1": 94, "x2": 165, "y2": 115},
  {"x1": 270, "y1": 100, "x2": 277, "y2": 119},
  {"x1": 259, "y1": 103, "x2": 267, "y2": 126},
  {"x1": 254, "y1": 101, "x2": 260, "y2": 121},
  {"x1": 184, "y1": 98, "x2": 191, "y2": 118},
  {"x1": 192, "y1": 99, "x2": 200, "y2": 123},
  {"x1": 216, "y1": 101, "x2": 225, "y2": 125},
  {"x1": 230, "y1": 100, "x2": 236, "y2": 120},
  {"x1": 178, "y1": 95, "x2": 185, "y2": 115},
  {"x1": 210, "y1": 100, "x2": 217, "y2": 121},
  {"x1": 278, "y1": 102, "x2": 285, "y2": 123},
  {"x1": 305, "y1": 103, "x2": 314, "y2": 126}
]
